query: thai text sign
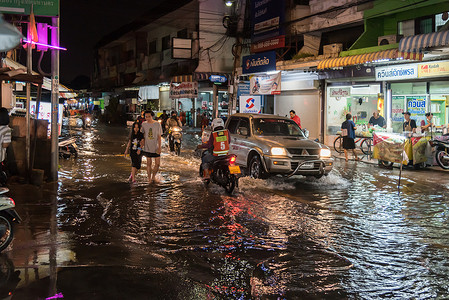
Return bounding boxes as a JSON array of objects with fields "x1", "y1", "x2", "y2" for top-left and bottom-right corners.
[
  {"x1": 407, "y1": 96, "x2": 426, "y2": 125},
  {"x1": 330, "y1": 87, "x2": 350, "y2": 97},
  {"x1": 242, "y1": 51, "x2": 276, "y2": 74},
  {"x1": 251, "y1": 35, "x2": 285, "y2": 53},
  {"x1": 169, "y1": 82, "x2": 198, "y2": 99},
  {"x1": 418, "y1": 61, "x2": 449, "y2": 78},
  {"x1": 375, "y1": 64, "x2": 418, "y2": 81},
  {"x1": 0, "y1": 0, "x2": 59, "y2": 16},
  {"x1": 250, "y1": 72, "x2": 281, "y2": 95},
  {"x1": 251, "y1": 0, "x2": 285, "y2": 42},
  {"x1": 240, "y1": 95, "x2": 261, "y2": 113}
]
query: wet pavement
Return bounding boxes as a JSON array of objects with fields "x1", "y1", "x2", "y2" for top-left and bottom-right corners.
[{"x1": 2, "y1": 120, "x2": 449, "y2": 299}]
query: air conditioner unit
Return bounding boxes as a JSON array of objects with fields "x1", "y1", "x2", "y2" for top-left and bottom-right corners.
[{"x1": 378, "y1": 35, "x2": 403, "y2": 46}]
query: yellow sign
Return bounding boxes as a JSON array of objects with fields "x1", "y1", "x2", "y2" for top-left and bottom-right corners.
[{"x1": 418, "y1": 61, "x2": 449, "y2": 78}]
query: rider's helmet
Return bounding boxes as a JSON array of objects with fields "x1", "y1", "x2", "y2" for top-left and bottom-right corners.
[{"x1": 211, "y1": 118, "x2": 224, "y2": 131}]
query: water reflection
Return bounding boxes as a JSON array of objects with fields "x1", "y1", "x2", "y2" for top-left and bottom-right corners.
[{"x1": 7, "y1": 121, "x2": 449, "y2": 298}]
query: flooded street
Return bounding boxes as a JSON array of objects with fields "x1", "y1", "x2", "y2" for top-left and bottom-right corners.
[{"x1": 4, "y1": 121, "x2": 449, "y2": 299}]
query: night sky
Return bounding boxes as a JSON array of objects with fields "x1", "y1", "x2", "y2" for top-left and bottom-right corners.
[{"x1": 59, "y1": 0, "x2": 163, "y2": 85}]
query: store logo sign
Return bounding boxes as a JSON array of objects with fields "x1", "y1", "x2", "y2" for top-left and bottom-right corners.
[{"x1": 375, "y1": 65, "x2": 418, "y2": 81}]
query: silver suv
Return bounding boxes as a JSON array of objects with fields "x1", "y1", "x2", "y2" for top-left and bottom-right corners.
[{"x1": 225, "y1": 113, "x2": 333, "y2": 179}]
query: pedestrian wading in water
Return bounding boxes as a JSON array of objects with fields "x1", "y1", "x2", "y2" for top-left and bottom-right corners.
[
  {"x1": 140, "y1": 110, "x2": 163, "y2": 183},
  {"x1": 341, "y1": 113, "x2": 360, "y2": 162},
  {"x1": 124, "y1": 121, "x2": 144, "y2": 183}
]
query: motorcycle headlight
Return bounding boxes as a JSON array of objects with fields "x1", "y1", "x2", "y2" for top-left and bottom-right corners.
[
  {"x1": 173, "y1": 127, "x2": 182, "y2": 132},
  {"x1": 320, "y1": 148, "x2": 332, "y2": 158},
  {"x1": 271, "y1": 147, "x2": 287, "y2": 156}
]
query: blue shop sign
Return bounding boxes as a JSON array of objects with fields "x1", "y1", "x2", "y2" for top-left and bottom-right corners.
[
  {"x1": 242, "y1": 51, "x2": 276, "y2": 74},
  {"x1": 209, "y1": 75, "x2": 227, "y2": 83}
]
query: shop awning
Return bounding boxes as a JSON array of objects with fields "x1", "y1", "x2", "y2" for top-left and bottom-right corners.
[
  {"x1": 171, "y1": 74, "x2": 193, "y2": 83},
  {"x1": 317, "y1": 49, "x2": 399, "y2": 69},
  {"x1": 399, "y1": 30, "x2": 449, "y2": 57}
]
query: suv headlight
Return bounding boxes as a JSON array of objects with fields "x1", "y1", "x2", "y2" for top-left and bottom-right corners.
[
  {"x1": 320, "y1": 148, "x2": 331, "y2": 158},
  {"x1": 271, "y1": 147, "x2": 287, "y2": 156}
]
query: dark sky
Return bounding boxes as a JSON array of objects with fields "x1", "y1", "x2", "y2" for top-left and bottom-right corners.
[{"x1": 59, "y1": 0, "x2": 163, "y2": 85}]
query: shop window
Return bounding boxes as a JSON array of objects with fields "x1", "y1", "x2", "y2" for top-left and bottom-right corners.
[
  {"x1": 398, "y1": 19, "x2": 414, "y2": 37},
  {"x1": 149, "y1": 40, "x2": 157, "y2": 54},
  {"x1": 417, "y1": 17, "x2": 433, "y2": 34},
  {"x1": 162, "y1": 35, "x2": 171, "y2": 51},
  {"x1": 435, "y1": 12, "x2": 449, "y2": 31},
  {"x1": 177, "y1": 29, "x2": 188, "y2": 39},
  {"x1": 430, "y1": 81, "x2": 449, "y2": 94}
]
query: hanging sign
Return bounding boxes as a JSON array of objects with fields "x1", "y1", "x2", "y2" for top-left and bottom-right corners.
[
  {"x1": 330, "y1": 87, "x2": 351, "y2": 97},
  {"x1": 209, "y1": 75, "x2": 227, "y2": 83},
  {"x1": 169, "y1": 82, "x2": 198, "y2": 99},
  {"x1": 250, "y1": 72, "x2": 281, "y2": 95},
  {"x1": 240, "y1": 95, "x2": 261, "y2": 114}
]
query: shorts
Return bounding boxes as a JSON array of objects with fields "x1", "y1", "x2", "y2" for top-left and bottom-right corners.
[
  {"x1": 342, "y1": 137, "x2": 356, "y2": 150},
  {"x1": 130, "y1": 152, "x2": 143, "y2": 169},
  {"x1": 143, "y1": 151, "x2": 160, "y2": 158}
]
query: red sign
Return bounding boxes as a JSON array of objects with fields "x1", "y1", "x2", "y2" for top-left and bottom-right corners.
[{"x1": 251, "y1": 35, "x2": 285, "y2": 53}]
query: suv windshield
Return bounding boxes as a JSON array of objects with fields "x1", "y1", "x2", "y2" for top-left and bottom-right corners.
[{"x1": 253, "y1": 118, "x2": 305, "y2": 137}]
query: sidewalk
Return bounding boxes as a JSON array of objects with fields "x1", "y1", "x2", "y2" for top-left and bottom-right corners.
[{"x1": 331, "y1": 149, "x2": 448, "y2": 172}]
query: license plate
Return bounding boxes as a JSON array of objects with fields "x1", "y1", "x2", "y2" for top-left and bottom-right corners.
[
  {"x1": 300, "y1": 162, "x2": 314, "y2": 169},
  {"x1": 229, "y1": 165, "x2": 241, "y2": 174}
]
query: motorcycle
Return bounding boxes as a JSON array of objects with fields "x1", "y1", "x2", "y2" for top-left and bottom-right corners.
[
  {"x1": 168, "y1": 126, "x2": 183, "y2": 155},
  {"x1": 199, "y1": 152, "x2": 240, "y2": 194},
  {"x1": 430, "y1": 139, "x2": 449, "y2": 169},
  {"x1": 0, "y1": 188, "x2": 21, "y2": 252},
  {"x1": 59, "y1": 137, "x2": 78, "y2": 159},
  {"x1": 82, "y1": 115, "x2": 92, "y2": 129}
]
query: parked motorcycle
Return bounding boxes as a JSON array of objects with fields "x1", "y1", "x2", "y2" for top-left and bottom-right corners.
[
  {"x1": 430, "y1": 139, "x2": 449, "y2": 169},
  {"x1": 0, "y1": 188, "x2": 21, "y2": 252},
  {"x1": 199, "y1": 153, "x2": 240, "y2": 194},
  {"x1": 59, "y1": 137, "x2": 78, "y2": 159},
  {"x1": 168, "y1": 126, "x2": 183, "y2": 155}
]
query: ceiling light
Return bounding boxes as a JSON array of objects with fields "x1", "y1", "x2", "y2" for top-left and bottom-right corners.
[{"x1": 225, "y1": 1, "x2": 233, "y2": 6}]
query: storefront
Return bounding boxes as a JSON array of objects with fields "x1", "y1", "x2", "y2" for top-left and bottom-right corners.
[{"x1": 376, "y1": 60, "x2": 449, "y2": 133}]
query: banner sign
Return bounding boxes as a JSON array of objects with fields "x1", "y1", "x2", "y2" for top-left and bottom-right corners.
[
  {"x1": 251, "y1": 0, "x2": 285, "y2": 42},
  {"x1": 30, "y1": 101, "x2": 63, "y2": 135},
  {"x1": 251, "y1": 35, "x2": 285, "y2": 53},
  {"x1": 330, "y1": 87, "x2": 351, "y2": 97},
  {"x1": 169, "y1": 82, "x2": 198, "y2": 99},
  {"x1": 242, "y1": 51, "x2": 276, "y2": 74},
  {"x1": 407, "y1": 96, "x2": 426, "y2": 125},
  {"x1": 0, "y1": 0, "x2": 59, "y2": 16},
  {"x1": 392, "y1": 96, "x2": 405, "y2": 122},
  {"x1": 250, "y1": 72, "x2": 281, "y2": 95},
  {"x1": 240, "y1": 95, "x2": 261, "y2": 113},
  {"x1": 237, "y1": 82, "x2": 250, "y2": 99},
  {"x1": 375, "y1": 64, "x2": 418, "y2": 81},
  {"x1": 418, "y1": 61, "x2": 449, "y2": 78}
]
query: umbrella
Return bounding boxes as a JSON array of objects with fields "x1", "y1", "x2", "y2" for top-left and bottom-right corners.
[{"x1": 0, "y1": 14, "x2": 23, "y2": 52}]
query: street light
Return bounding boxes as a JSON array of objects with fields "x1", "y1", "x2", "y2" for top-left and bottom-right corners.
[{"x1": 225, "y1": 1, "x2": 233, "y2": 7}]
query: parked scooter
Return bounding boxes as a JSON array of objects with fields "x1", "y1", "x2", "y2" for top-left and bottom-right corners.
[
  {"x1": 59, "y1": 137, "x2": 78, "y2": 159},
  {"x1": 430, "y1": 139, "x2": 449, "y2": 169},
  {"x1": 199, "y1": 152, "x2": 240, "y2": 194},
  {"x1": 168, "y1": 126, "x2": 183, "y2": 155},
  {"x1": 82, "y1": 115, "x2": 92, "y2": 129},
  {"x1": 0, "y1": 187, "x2": 21, "y2": 252}
]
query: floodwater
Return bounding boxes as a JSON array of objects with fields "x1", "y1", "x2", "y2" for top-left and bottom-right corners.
[{"x1": 3, "y1": 120, "x2": 449, "y2": 299}]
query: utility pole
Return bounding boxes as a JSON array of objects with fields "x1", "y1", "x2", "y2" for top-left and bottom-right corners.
[
  {"x1": 229, "y1": 0, "x2": 247, "y2": 115},
  {"x1": 26, "y1": 17, "x2": 32, "y2": 180},
  {"x1": 50, "y1": 17, "x2": 59, "y2": 181}
]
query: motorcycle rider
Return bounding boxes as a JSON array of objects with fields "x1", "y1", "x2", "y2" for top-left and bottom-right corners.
[
  {"x1": 197, "y1": 118, "x2": 230, "y2": 179},
  {"x1": 166, "y1": 111, "x2": 182, "y2": 152}
]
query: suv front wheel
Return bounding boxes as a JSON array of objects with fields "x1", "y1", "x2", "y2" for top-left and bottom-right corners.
[{"x1": 249, "y1": 155, "x2": 267, "y2": 179}]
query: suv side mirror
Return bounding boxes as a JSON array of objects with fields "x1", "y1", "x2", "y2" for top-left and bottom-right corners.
[{"x1": 239, "y1": 127, "x2": 248, "y2": 136}]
